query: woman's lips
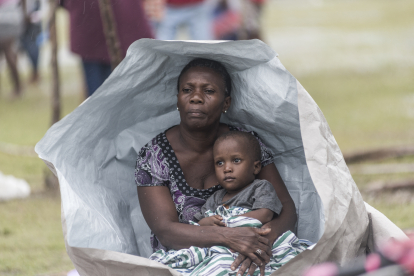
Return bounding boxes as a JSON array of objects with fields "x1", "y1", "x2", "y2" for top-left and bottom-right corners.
[{"x1": 187, "y1": 109, "x2": 205, "y2": 117}]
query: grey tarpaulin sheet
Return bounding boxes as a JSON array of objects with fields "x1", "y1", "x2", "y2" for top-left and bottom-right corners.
[{"x1": 35, "y1": 39, "x2": 407, "y2": 276}]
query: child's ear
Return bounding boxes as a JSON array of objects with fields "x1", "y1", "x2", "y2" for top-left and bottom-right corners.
[{"x1": 253, "y1": 160, "x2": 262, "y2": 175}]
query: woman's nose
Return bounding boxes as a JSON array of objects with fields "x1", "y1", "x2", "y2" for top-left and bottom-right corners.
[{"x1": 189, "y1": 90, "x2": 204, "y2": 104}]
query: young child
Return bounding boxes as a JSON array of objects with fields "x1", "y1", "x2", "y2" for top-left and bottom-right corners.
[
  {"x1": 149, "y1": 131, "x2": 313, "y2": 276},
  {"x1": 193, "y1": 131, "x2": 283, "y2": 228}
]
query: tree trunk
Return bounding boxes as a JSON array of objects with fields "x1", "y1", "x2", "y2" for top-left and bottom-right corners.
[
  {"x1": 49, "y1": 0, "x2": 60, "y2": 125},
  {"x1": 97, "y1": 0, "x2": 123, "y2": 70},
  {"x1": 46, "y1": 0, "x2": 60, "y2": 192}
]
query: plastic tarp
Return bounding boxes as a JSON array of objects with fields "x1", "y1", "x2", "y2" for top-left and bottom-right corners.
[{"x1": 35, "y1": 39, "x2": 407, "y2": 276}]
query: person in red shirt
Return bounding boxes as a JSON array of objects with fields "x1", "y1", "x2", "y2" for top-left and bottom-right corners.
[{"x1": 62, "y1": 0, "x2": 154, "y2": 97}]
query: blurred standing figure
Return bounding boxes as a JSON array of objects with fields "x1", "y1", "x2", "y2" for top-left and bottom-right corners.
[
  {"x1": 61, "y1": 0, "x2": 153, "y2": 97},
  {"x1": 212, "y1": 0, "x2": 241, "y2": 40},
  {"x1": 156, "y1": 0, "x2": 212, "y2": 40},
  {"x1": 0, "y1": 0, "x2": 24, "y2": 98},
  {"x1": 239, "y1": 0, "x2": 265, "y2": 40},
  {"x1": 20, "y1": 0, "x2": 43, "y2": 83},
  {"x1": 144, "y1": 0, "x2": 165, "y2": 35}
]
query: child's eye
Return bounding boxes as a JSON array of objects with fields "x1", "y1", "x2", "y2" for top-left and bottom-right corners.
[
  {"x1": 216, "y1": 161, "x2": 224, "y2": 166},
  {"x1": 233, "y1": 158, "x2": 241, "y2": 163}
]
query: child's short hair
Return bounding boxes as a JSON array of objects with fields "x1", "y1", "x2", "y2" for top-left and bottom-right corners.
[{"x1": 214, "y1": 131, "x2": 261, "y2": 161}]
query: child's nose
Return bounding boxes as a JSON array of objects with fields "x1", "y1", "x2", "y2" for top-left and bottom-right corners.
[{"x1": 224, "y1": 165, "x2": 232, "y2": 173}]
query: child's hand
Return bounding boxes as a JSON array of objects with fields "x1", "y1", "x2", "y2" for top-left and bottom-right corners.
[{"x1": 198, "y1": 215, "x2": 226, "y2": 227}]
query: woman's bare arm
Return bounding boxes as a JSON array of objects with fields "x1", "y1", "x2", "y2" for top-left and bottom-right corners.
[
  {"x1": 137, "y1": 186, "x2": 272, "y2": 265},
  {"x1": 258, "y1": 163, "x2": 297, "y2": 242}
]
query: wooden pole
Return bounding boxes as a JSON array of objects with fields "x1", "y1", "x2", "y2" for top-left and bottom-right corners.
[
  {"x1": 44, "y1": 0, "x2": 60, "y2": 192},
  {"x1": 97, "y1": 0, "x2": 123, "y2": 70},
  {"x1": 49, "y1": 0, "x2": 60, "y2": 125}
]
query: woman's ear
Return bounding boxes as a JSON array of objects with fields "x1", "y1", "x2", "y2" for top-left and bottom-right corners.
[
  {"x1": 223, "y1": 96, "x2": 231, "y2": 113},
  {"x1": 253, "y1": 160, "x2": 262, "y2": 175}
]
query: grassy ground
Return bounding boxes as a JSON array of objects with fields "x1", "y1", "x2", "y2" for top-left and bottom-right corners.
[
  {"x1": 263, "y1": 0, "x2": 414, "y2": 234},
  {"x1": 0, "y1": 1, "x2": 413, "y2": 275}
]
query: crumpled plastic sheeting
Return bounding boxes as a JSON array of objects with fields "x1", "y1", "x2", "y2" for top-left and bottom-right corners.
[{"x1": 35, "y1": 39, "x2": 406, "y2": 276}]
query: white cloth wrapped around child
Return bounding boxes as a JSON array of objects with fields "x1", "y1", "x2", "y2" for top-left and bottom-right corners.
[{"x1": 149, "y1": 205, "x2": 314, "y2": 276}]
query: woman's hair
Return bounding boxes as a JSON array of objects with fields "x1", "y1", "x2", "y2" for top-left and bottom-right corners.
[{"x1": 177, "y1": 58, "x2": 232, "y2": 97}]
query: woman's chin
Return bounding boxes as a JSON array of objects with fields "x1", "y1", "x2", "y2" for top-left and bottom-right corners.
[{"x1": 184, "y1": 119, "x2": 212, "y2": 130}]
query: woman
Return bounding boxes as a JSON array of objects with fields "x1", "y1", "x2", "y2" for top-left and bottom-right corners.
[{"x1": 136, "y1": 58, "x2": 297, "y2": 276}]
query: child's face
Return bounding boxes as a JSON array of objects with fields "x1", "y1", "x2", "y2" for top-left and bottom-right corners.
[{"x1": 213, "y1": 137, "x2": 261, "y2": 194}]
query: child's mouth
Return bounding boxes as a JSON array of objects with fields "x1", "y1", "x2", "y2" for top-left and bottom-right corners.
[{"x1": 223, "y1": 176, "x2": 235, "y2": 182}]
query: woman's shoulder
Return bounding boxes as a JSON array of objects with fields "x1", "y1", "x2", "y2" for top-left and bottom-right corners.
[
  {"x1": 137, "y1": 131, "x2": 168, "y2": 156},
  {"x1": 135, "y1": 131, "x2": 171, "y2": 186}
]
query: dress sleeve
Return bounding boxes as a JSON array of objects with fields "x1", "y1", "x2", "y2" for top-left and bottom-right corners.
[
  {"x1": 251, "y1": 180, "x2": 283, "y2": 215},
  {"x1": 252, "y1": 131, "x2": 275, "y2": 167},
  {"x1": 135, "y1": 140, "x2": 170, "y2": 187}
]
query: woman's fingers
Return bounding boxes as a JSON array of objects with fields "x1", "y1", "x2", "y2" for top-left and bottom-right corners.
[
  {"x1": 259, "y1": 264, "x2": 266, "y2": 276},
  {"x1": 247, "y1": 262, "x2": 257, "y2": 276},
  {"x1": 253, "y1": 243, "x2": 271, "y2": 264},
  {"x1": 236, "y1": 256, "x2": 252, "y2": 275},
  {"x1": 256, "y1": 227, "x2": 271, "y2": 237},
  {"x1": 231, "y1": 253, "x2": 247, "y2": 271},
  {"x1": 248, "y1": 252, "x2": 265, "y2": 267},
  {"x1": 226, "y1": 227, "x2": 272, "y2": 263},
  {"x1": 257, "y1": 235, "x2": 272, "y2": 256}
]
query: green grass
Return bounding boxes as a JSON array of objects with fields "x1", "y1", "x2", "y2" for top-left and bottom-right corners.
[
  {"x1": 372, "y1": 201, "x2": 414, "y2": 230},
  {"x1": 299, "y1": 69, "x2": 414, "y2": 152},
  {"x1": 0, "y1": 196, "x2": 73, "y2": 276},
  {"x1": 0, "y1": 1, "x2": 413, "y2": 275},
  {"x1": 263, "y1": 0, "x2": 414, "y2": 31}
]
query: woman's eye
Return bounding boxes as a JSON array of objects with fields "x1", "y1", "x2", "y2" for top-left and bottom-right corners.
[
  {"x1": 234, "y1": 158, "x2": 241, "y2": 163},
  {"x1": 205, "y1": 89, "x2": 214, "y2": 94},
  {"x1": 182, "y1": 88, "x2": 191, "y2": 93}
]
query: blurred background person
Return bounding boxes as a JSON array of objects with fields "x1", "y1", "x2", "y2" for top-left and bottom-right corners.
[
  {"x1": 61, "y1": 0, "x2": 154, "y2": 98},
  {"x1": 239, "y1": 0, "x2": 265, "y2": 40},
  {"x1": 20, "y1": 0, "x2": 45, "y2": 84},
  {"x1": 0, "y1": 0, "x2": 24, "y2": 98},
  {"x1": 212, "y1": 0, "x2": 241, "y2": 40},
  {"x1": 144, "y1": 0, "x2": 165, "y2": 37},
  {"x1": 156, "y1": 0, "x2": 213, "y2": 40}
]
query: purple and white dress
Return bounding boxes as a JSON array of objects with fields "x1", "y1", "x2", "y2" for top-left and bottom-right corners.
[{"x1": 135, "y1": 125, "x2": 275, "y2": 252}]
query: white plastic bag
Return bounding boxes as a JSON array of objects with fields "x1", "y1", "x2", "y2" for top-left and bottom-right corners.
[{"x1": 36, "y1": 39, "x2": 406, "y2": 276}]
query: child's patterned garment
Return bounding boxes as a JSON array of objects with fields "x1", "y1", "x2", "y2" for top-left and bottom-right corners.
[{"x1": 149, "y1": 206, "x2": 315, "y2": 276}]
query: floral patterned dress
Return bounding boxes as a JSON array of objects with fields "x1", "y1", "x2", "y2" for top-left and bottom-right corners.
[{"x1": 135, "y1": 125, "x2": 275, "y2": 252}]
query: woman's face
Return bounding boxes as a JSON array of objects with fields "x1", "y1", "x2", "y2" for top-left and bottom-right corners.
[{"x1": 177, "y1": 66, "x2": 231, "y2": 130}]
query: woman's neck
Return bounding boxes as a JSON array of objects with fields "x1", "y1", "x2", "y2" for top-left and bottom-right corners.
[{"x1": 178, "y1": 122, "x2": 223, "y2": 153}]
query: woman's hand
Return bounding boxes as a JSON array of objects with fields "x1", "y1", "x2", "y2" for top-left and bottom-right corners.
[
  {"x1": 198, "y1": 215, "x2": 226, "y2": 227},
  {"x1": 225, "y1": 227, "x2": 272, "y2": 268},
  {"x1": 231, "y1": 255, "x2": 267, "y2": 276}
]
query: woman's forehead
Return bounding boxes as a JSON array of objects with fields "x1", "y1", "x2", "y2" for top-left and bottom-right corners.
[{"x1": 180, "y1": 66, "x2": 225, "y2": 87}]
